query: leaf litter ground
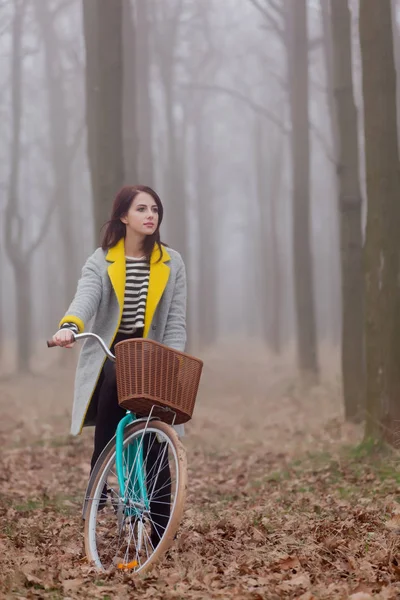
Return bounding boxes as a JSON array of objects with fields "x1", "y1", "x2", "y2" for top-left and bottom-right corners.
[{"x1": 1, "y1": 341, "x2": 400, "y2": 599}]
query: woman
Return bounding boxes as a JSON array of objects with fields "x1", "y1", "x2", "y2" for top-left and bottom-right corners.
[{"x1": 52, "y1": 185, "x2": 187, "y2": 546}]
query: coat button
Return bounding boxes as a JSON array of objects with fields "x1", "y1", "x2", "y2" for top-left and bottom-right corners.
[{"x1": 152, "y1": 325, "x2": 157, "y2": 330}]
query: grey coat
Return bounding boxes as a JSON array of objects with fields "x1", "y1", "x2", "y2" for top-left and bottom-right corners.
[{"x1": 60, "y1": 239, "x2": 187, "y2": 435}]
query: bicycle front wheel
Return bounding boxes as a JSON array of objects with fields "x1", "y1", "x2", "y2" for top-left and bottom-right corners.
[{"x1": 84, "y1": 420, "x2": 187, "y2": 573}]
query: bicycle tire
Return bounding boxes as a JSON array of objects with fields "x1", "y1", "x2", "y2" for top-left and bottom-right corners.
[{"x1": 84, "y1": 419, "x2": 187, "y2": 573}]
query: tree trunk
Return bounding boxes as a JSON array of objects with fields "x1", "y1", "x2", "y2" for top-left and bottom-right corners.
[
  {"x1": 329, "y1": 0, "x2": 365, "y2": 422},
  {"x1": 82, "y1": 0, "x2": 125, "y2": 241},
  {"x1": 4, "y1": 1, "x2": 28, "y2": 372},
  {"x1": 268, "y1": 136, "x2": 283, "y2": 355},
  {"x1": 391, "y1": 0, "x2": 400, "y2": 139},
  {"x1": 14, "y1": 259, "x2": 33, "y2": 372},
  {"x1": 254, "y1": 119, "x2": 271, "y2": 343},
  {"x1": 285, "y1": 0, "x2": 319, "y2": 379},
  {"x1": 321, "y1": 0, "x2": 341, "y2": 347},
  {"x1": 151, "y1": 0, "x2": 191, "y2": 346},
  {"x1": 254, "y1": 119, "x2": 283, "y2": 353},
  {"x1": 360, "y1": 0, "x2": 400, "y2": 444},
  {"x1": 136, "y1": 0, "x2": 154, "y2": 185},
  {"x1": 196, "y1": 110, "x2": 217, "y2": 349},
  {"x1": 163, "y1": 73, "x2": 187, "y2": 257},
  {"x1": 4, "y1": 1, "x2": 53, "y2": 372},
  {"x1": 122, "y1": 0, "x2": 139, "y2": 184},
  {"x1": 35, "y1": 0, "x2": 79, "y2": 304},
  {"x1": 152, "y1": 0, "x2": 187, "y2": 258}
]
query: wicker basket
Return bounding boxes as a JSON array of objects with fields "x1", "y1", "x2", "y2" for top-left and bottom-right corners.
[{"x1": 114, "y1": 338, "x2": 203, "y2": 424}]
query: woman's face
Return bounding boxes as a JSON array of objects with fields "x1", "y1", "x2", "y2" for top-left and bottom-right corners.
[{"x1": 121, "y1": 192, "x2": 159, "y2": 236}]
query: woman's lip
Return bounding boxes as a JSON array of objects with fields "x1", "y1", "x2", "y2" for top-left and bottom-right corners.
[{"x1": 144, "y1": 223, "x2": 154, "y2": 227}]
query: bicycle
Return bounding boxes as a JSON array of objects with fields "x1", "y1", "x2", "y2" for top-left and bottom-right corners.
[{"x1": 47, "y1": 331, "x2": 203, "y2": 574}]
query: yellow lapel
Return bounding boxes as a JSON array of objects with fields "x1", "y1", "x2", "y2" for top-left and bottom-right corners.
[
  {"x1": 106, "y1": 239, "x2": 171, "y2": 337},
  {"x1": 144, "y1": 244, "x2": 171, "y2": 338},
  {"x1": 106, "y1": 238, "x2": 126, "y2": 324}
]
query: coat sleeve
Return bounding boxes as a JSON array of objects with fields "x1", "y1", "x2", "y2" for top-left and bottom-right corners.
[
  {"x1": 162, "y1": 257, "x2": 187, "y2": 352},
  {"x1": 58, "y1": 251, "x2": 103, "y2": 333}
]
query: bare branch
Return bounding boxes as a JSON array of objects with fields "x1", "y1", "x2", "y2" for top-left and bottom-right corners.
[
  {"x1": 268, "y1": 0, "x2": 284, "y2": 17},
  {"x1": 0, "y1": 20, "x2": 11, "y2": 36},
  {"x1": 256, "y1": 57, "x2": 288, "y2": 91},
  {"x1": 310, "y1": 122, "x2": 335, "y2": 164},
  {"x1": 181, "y1": 82, "x2": 288, "y2": 132},
  {"x1": 182, "y1": 82, "x2": 334, "y2": 163},
  {"x1": 248, "y1": 0, "x2": 285, "y2": 40},
  {"x1": 248, "y1": 0, "x2": 273, "y2": 21}
]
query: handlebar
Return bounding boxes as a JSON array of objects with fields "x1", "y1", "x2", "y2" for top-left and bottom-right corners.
[{"x1": 47, "y1": 332, "x2": 116, "y2": 362}]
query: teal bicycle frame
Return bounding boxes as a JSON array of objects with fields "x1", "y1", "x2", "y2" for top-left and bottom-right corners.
[{"x1": 115, "y1": 411, "x2": 150, "y2": 517}]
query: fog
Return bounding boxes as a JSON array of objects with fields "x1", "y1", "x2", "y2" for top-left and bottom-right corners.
[{"x1": 0, "y1": 0, "x2": 362, "y2": 380}]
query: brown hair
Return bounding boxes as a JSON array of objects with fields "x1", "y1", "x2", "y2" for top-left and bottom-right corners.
[{"x1": 101, "y1": 185, "x2": 164, "y2": 261}]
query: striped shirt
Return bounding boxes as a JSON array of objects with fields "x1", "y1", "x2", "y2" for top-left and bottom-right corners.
[{"x1": 118, "y1": 256, "x2": 150, "y2": 334}]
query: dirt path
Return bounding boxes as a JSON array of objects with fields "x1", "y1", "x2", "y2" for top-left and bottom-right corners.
[{"x1": 1, "y1": 342, "x2": 400, "y2": 599}]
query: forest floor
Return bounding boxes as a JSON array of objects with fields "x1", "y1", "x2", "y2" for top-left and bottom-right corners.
[{"x1": 1, "y1": 340, "x2": 400, "y2": 599}]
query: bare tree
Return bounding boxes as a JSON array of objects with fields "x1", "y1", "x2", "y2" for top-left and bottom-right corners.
[
  {"x1": 5, "y1": 0, "x2": 54, "y2": 371},
  {"x1": 194, "y1": 103, "x2": 217, "y2": 349},
  {"x1": 82, "y1": 0, "x2": 125, "y2": 240},
  {"x1": 320, "y1": 0, "x2": 341, "y2": 347},
  {"x1": 254, "y1": 116, "x2": 283, "y2": 353},
  {"x1": 135, "y1": 0, "x2": 154, "y2": 185},
  {"x1": 122, "y1": 0, "x2": 139, "y2": 185},
  {"x1": 360, "y1": 0, "x2": 400, "y2": 443},
  {"x1": 391, "y1": 0, "x2": 400, "y2": 137},
  {"x1": 328, "y1": 0, "x2": 365, "y2": 422},
  {"x1": 284, "y1": 0, "x2": 319, "y2": 379},
  {"x1": 248, "y1": 0, "x2": 319, "y2": 378},
  {"x1": 35, "y1": 0, "x2": 82, "y2": 303},
  {"x1": 152, "y1": 0, "x2": 187, "y2": 258},
  {"x1": 184, "y1": 1, "x2": 219, "y2": 349}
]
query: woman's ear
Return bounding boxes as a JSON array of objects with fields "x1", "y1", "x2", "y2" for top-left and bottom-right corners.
[{"x1": 120, "y1": 215, "x2": 128, "y2": 224}]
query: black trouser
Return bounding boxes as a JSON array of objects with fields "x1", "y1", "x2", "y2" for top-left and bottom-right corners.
[{"x1": 91, "y1": 331, "x2": 172, "y2": 545}]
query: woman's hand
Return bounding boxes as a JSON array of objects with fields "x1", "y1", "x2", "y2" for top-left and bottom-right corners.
[{"x1": 52, "y1": 329, "x2": 76, "y2": 348}]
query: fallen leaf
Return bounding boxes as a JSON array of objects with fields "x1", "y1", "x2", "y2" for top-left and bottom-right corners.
[
  {"x1": 62, "y1": 578, "x2": 85, "y2": 593},
  {"x1": 286, "y1": 573, "x2": 310, "y2": 588},
  {"x1": 275, "y1": 555, "x2": 301, "y2": 571},
  {"x1": 386, "y1": 514, "x2": 400, "y2": 533},
  {"x1": 351, "y1": 584, "x2": 376, "y2": 594}
]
